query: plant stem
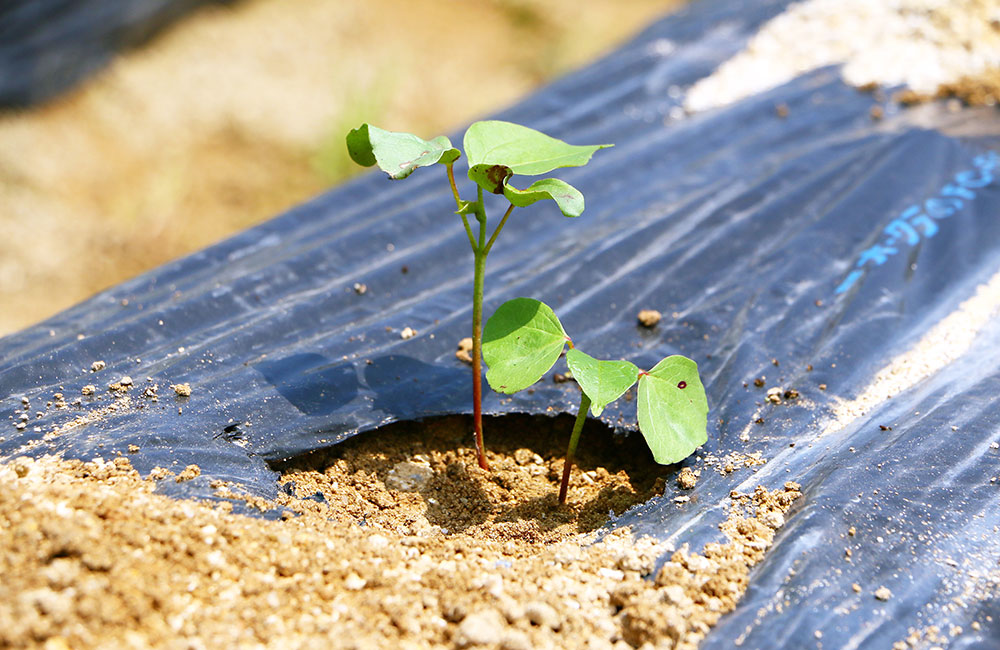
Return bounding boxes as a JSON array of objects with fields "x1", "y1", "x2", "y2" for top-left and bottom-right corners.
[
  {"x1": 447, "y1": 178, "x2": 509, "y2": 472},
  {"x1": 484, "y1": 204, "x2": 515, "y2": 256},
  {"x1": 559, "y1": 392, "x2": 592, "y2": 504},
  {"x1": 446, "y1": 164, "x2": 491, "y2": 470},
  {"x1": 446, "y1": 164, "x2": 462, "y2": 207},
  {"x1": 470, "y1": 192, "x2": 490, "y2": 471},
  {"x1": 460, "y1": 213, "x2": 476, "y2": 250},
  {"x1": 446, "y1": 164, "x2": 477, "y2": 250}
]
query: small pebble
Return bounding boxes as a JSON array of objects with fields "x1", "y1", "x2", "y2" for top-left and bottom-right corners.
[
  {"x1": 456, "y1": 610, "x2": 506, "y2": 647},
  {"x1": 676, "y1": 467, "x2": 698, "y2": 489},
  {"x1": 637, "y1": 309, "x2": 662, "y2": 328},
  {"x1": 344, "y1": 573, "x2": 367, "y2": 591},
  {"x1": 175, "y1": 465, "x2": 201, "y2": 483},
  {"x1": 455, "y1": 338, "x2": 474, "y2": 364},
  {"x1": 170, "y1": 383, "x2": 192, "y2": 397},
  {"x1": 500, "y1": 630, "x2": 532, "y2": 650},
  {"x1": 760, "y1": 510, "x2": 785, "y2": 528},
  {"x1": 524, "y1": 601, "x2": 560, "y2": 629}
]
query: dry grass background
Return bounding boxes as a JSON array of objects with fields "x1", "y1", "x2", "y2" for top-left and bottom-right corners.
[{"x1": 0, "y1": 0, "x2": 683, "y2": 337}]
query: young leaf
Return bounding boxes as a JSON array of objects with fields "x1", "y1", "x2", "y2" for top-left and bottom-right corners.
[
  {"x1": 565, "y1": 349, "x2": 640, "y2": 416},
  {"x1": 464, "y1": 120, "x2": 611, "y2": 193},
  {"x1": 482, "y1": 298, "x2": 568, "y2": 394},
  {"x1": 636, "y1": 356, "x2": 708, "y2": 464},
  {"x1": 346, "y1": 124, "x2": 460, "y2": 180},
  {"x1": 467, "y1": 163, "x2": 513, "y2": 195},
  {"x1": 503, "y1": 178, "x2": 585, "y2": 218}
]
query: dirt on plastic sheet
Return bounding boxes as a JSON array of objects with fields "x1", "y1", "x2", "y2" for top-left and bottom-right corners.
[
  {"x1": 933, "y1": 66, "x2": 1000, "y2": 107},
  {"x1": 685, "y1": 0, "x2": 1000, "y2": 112},
  {"x1": 1, "y1": 416, "x2": 803, "y2": 650}
]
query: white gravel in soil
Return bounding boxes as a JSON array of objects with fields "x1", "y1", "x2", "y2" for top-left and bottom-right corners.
[{"x1": 686, "y1": 0, "x2": 1000, "y2": 111}]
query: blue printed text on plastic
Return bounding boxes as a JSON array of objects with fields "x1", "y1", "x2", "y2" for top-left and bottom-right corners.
[{"x1": 836, "y1": 150, "x2": 999, "y2": 294}]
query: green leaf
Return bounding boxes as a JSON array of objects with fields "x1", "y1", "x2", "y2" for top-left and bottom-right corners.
[
  {"x1": 482, "y1": 298, "x2": 568, "y2": 394},
  {"x1": 636, "y1": 356, "x2": 709, "y2": 464},
  {"x1": 504, "y1": 178, "x2": 585, "y2": 217},
  {"x1": 464, "y1": 121, "x2": 611, "y2": 175},
  {"x1": 565, "y1": 349, "x2": 640, "y2": 416},
  {"x1": 464, "y1": 120, "x2": 611, "y2": 194},
  {"x1": 346, "y1": 124, "x2": 460, "y2": 180}
]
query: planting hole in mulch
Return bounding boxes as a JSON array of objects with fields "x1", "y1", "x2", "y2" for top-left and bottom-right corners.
[{"x1": 275, "y1": 414, "x2": 670, "y2": 545}]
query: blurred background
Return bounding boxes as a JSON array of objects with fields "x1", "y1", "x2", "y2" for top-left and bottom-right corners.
[{"x1": 0, "y1": 0, "x2": 685, "y2": 337}]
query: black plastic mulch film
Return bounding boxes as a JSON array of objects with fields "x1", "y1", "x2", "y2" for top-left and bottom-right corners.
[{"x1": 3, "y1": 1, "x2": 1000, "y2": 647}]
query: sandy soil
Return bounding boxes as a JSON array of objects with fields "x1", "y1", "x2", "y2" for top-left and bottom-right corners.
[
  {"x1": 0, "y1": 0, "x2": 683, "y2": 337},
  {"x1": 0, "y1": 416, "x2": 801, "y2": 649}
]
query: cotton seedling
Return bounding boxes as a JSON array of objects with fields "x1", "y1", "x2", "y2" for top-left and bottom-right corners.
[
  {"x1": 481, "y1": 298, "x2": 708, "y2": 503},
  {"x1": 347, "y1": 121, "x2": 611, "y2": 470}
]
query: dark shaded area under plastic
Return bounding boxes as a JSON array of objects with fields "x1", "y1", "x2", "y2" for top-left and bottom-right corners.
[
  {"x1": 0, "y1": 0, "x2": 234, "y2": 108},
  {"x1": 3, "y1": 0, "x2": 1000, "y2": 647}
]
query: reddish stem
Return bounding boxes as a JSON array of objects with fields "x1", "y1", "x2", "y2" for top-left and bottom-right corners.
[
  {"x1": 471, "y1": 222, "x2": 490, "y2": 471},
  {"x1": 471, "y1": 320, "x2": 489, "y2": 471},
  {"x1": 558, "y1": 456, "x2": 573, "y2": 505}
]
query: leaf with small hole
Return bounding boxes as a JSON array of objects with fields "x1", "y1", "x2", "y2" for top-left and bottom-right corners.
[{"x1": 636, "y1": 356, "x2": 709, "y2": 464}]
